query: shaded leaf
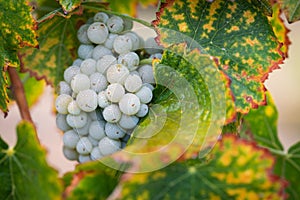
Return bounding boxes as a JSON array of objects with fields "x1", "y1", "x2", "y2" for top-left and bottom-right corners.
[
  {"x1": 59, "y1": 0, "x2": 82, "y2": 13},
  {"x1": 0, "y1": 121, "x2": 62, "y2": 200},
  {"x1": 268, "y1": 3, "x2": 291, "y2": 58},
  {"x1": 20, "y1": 8, "x2": 93, "y2": 86},
  {"x1": 275, "y1": 142, "x2": 300, "y2": 199},
  {"x1": 153, "y1": 0, "x2": 284, "y2": 114},
  {"x1": 241, "y1": 92, "x2": 284, "y2": 151},
  {"x1": 0, "y1": 0, "x2": 38, "y2": 113},
  {"x1": 63, "y1": 161, "x2": 119, "y2": 200},
  {"x1": 114, "y1": 135, "x2": 285, "y2": 200},
  {"x1": 278, "y1": 0, "x2": 300, "y2": 23}
]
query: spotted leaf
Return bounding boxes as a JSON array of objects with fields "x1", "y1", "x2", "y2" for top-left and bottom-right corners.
[
  {"x1": 278, "y1": 0, "x2": 300, "y2": 23},
  {"x1": 0, "y1": 0, "x2": 38, "y2": 114},
  {"x1": 59, "y1": 0, "x2": 82, "y2": 13},
  {"x1": 113, "y1": 135, "x2": 286, "y2": 200},
  {"x1": 0, "y1": 121, "x2": 62, "y2": 200},
  {"x1": 153, "y1": 0, "x2": 284, "y2": 114}
]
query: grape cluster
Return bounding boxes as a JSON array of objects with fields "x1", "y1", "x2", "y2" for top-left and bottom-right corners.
[{"x1": 55, "y1": 12, "x2": 162, "y2": 163}]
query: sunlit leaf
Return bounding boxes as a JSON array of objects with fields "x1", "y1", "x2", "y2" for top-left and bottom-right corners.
[
  {"x1": 59, "y1": 0, "x2": 82, "y2": 13},
  {"x1": 0, "y1": 0, "x2": 38, "y2": 113},
  {"x1": 0, "y1": 121, "x2": 62, "y2": 200},
  {"x1": 63, "y1": 161, "x2": 119, "y2": 200},
  {"x1": 153, "y1": 0, "x2": 284, "y2": 114},
  {"x1": 114, "y1": 135, "x2": 285, "y2": 200},
  {"x1": 268, "y1": 3, "x2": 291, "y2": 58},
  {"x1": 241, "y1": 92, "x2": 284, "y2": 151},
  {"x1": 275, "y1": 142, "x2": 300, "y2": 199},
  {"x1": 278, "y1": 0, "x2": 300, "y2": 23}
]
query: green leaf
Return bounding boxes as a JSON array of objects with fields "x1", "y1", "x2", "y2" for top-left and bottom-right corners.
[
  {"x1": 153, "y1": 0, "x2": 283, "y2": 114},
  {"x1": 241, "y1": 92, "x2": 284, "y2": 151},
  {"x1": 63, "y1": 161, "x2": 119, "y2": 200},
  {"x1": 0, "y1": 121, "x2": 62, "y2": 200},
  {"x1": 268, "y1": 3, "x2": 291, "y2": 58},
  {"x1": 20, "y1": 9, "x2": 93, "y2": 86},
  {"x1": 59, "y1": 0, "x2": 82, "y2": 13},
  {"x1": 105, "y1": 0, "x2": 158, "y2": 16},
  {"x1": 278, "y1": 0, "x2": 300, "y2": 23},
  {"x1": 275, "y1": 142, "x2": 300, "y2": 199},
  {"x1": 115, "y1": 135, "x2": 285, "y2": 200},
  {"x1": 0, "y1": 0, "x2": 38, "y2": 113}
]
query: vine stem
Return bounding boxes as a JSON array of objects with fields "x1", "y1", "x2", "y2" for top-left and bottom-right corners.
[
  {"x1": 82, "y1": 5, "x2": 153, "y2": 28},
  {"x1": 8, "y1": 67, "x2": 33, "y2": 124}
]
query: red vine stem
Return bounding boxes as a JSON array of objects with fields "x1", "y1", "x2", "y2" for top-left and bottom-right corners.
[{"x1": 8, "y1": 67, "x2": 33, "y2": 124}]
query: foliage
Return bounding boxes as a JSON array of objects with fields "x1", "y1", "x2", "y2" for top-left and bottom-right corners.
[{"x1": 0, "y1": 0, "x2": 299, "y2": 199}]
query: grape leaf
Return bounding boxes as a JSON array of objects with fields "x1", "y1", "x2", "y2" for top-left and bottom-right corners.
[
  {"x1": 0, "y1": 0, "x2": 38, "y2": 114},
  {"x1": 105, "y1": 0, "x2": 158, "y2": 16},
  {"x1": 241, "y1": 92, "x2": 284, "y2": 151},
  {"x1": 113, "y1": 135, "x2": 285, "y2": 200},
  {"x1": 63, "y1": 161, "x2": 119, "y2": 200},
  {"x1": 275, "y1": 142, "x2": 300, "y2": 200},
  {"x1": 59, "y1": 0, "x2": 82, "y2": 13},
  {"x1": 278, "y1": 0, "x2": 300, "y2": 23},
  {"x1": 20, "y1": 8, "x2": 93, "y2": 86},
  {"x1": 0, "y1": 121, "x2": 62, "y2": 200},
  {"x1": 153, "y1": 0, "x2": 284, "y2": 114}
]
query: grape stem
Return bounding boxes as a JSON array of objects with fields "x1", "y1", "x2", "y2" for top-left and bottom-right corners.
[
  {"x1": 82, "y1": 5, "x2": 153, "y2": 28},
  {"x1": 8, "y1": 67, "x2": 33, "y2": 124}
]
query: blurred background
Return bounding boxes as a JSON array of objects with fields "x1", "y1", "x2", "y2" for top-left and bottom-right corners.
[{"x1": 0, "y1": 6, "x2": 299, "y2": 175}]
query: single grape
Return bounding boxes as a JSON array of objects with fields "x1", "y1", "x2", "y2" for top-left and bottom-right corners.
[
  {"x1": 98, "y1": 91, "x2": 110, "y2": 108},
  {"x1": 64, "y1": 66, "x2": 80, "y2": 84},
  {"x1": 118, "y1": 52, "x2": 140, "y2": 71},
  {"x1": 67, "y1": 100, "x2": 81, "y2": 115},
  {"x1": 63, "y1": 146, "x2": 79, "y2": 160},
  {"x1": 78, "y1": 44, "x2": 94, "y2": 59},
  {"x1": 144, "y1": 37, "x2": 163, "y2": 54},
  {"x1": 135, "y1": 85, "x2": 153, "y2": 104},
  {"x1": 74, "y1": 117, "x2": 91, "y2": 136},
  {"x1": 63, "y1": 129, "x2": 80, "y2": 149},
  {"x1": 136, "y1": 103, "x2": 149, "y2": 118},
  {"x1": 87, "y1": 22, "x2": 109, "y2": 44},
  {"x1": 105, "y1": 83, "x2": 125, "y2": 103},
  {"x1": 72, "y1": 58, "x2": 83, "y2": 67},
  {"x1": 124, "y1": 74, "x2": 142, "y2": 93},
  {"x1": 78, "y1": 154, "x2": 91, "y2": 163},
  {"x1": 98, "y1": 136, "x2": 121, "y2": 156},
  {"x1": 124, "y1": 32, "x2": 141, "y2": 50},
  {"x1": 66, "y1": 112, "x2": 88, "y2": 128},
  {"x1": 119, "y1": 93, "x2": 141, "y2": 115},
  {"x1": 55, "y1": 94, "x2": 73, "y2": 114},
  {"x1": 56, "y1": 114, "x2": 71, "y2": 131},
  {"x1": 104, "y1": 33, "x2": 117, "y2": 49},
  {"x1": 105, "y1": 122, "x2": 126, "y2": 139},
  {"x1": 96, "y1": 55, "x2": 117, "y2": 74},
  {"x1": 80, "y1": 58, "x2": 96, "y2": 75},
  {"x1": 138, "y1": 64, "x2": 155, "y2": 84},
  {"x1": 76, "y1": 89, "x2": 98, "y2": 112},
  {"x1": 103, "y1": 104, "x2": 121, "y2": 123},
  {"x1": 118, "y1": 114, "x2": 139, "y2": 130},
  {"x1": 76, "y1": 137, "x2": 93, "y2": 155},
  {"x1": 93, "y1": 12, "x2": 109, "y2": 23},
  {"x1": 90, "y1": 147, "x2": 104, "y2": 160},
  {"x1": 77, "y1": 24, "x2": 91, "y2": 44},
  {"x1": 89, "y1": 120, "x2": 106, "y2": 140},
  {"x1": 90, "y1": 72, "x2": 108, "y2": 93},
  {"x1": 106, "y1": 16, "x2": 124, "y2": 33},
  {"x1": 113, "y1": 35, "x2": 133, "y2": 54},
  {"x1": 59, "y1": 81, "x2": 72, "y2": 95},
  {"x1": 92, "y1": 45, "x2": 112, "y2": 60},
  {"x1": 71, "y1": 73, "x2": 90, "y2": 93},
  {"x1": 106, "y1": 63, "x2": 129, "y2": 84}
]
